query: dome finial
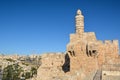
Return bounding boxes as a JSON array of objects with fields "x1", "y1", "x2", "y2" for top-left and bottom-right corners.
[{"x1": 77, "y1": 9, "x2": 82, "y2": 15}]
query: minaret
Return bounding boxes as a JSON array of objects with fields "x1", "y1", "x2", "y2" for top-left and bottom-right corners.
[{"x1": 75, "y1": 9, "x2": 84, "y2": 35}]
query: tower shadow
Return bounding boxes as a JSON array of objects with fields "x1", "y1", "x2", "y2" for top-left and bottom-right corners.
[{"x1": 62, "y1": 53, "x2": 70, "y2": 73}]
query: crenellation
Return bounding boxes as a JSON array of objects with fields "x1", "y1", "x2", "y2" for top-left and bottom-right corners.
[
  {"x1": 113, "y1": 40, "x2": 119, "y2": 45},
  {"x1": 104, "y1": 40, "x2": 113, "y2": 44}
]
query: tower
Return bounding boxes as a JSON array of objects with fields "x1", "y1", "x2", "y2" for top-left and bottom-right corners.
[{"x1": 75, "y1": 9, "x2": 84, "y2": 35}]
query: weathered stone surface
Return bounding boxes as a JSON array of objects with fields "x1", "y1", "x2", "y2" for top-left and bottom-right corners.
[
  {"x1": 36, "y1": 9, "x2": 120, "y2": 80},
  {"x1": 37, "y1": 53, "x2": 65, "y2": 80},
  {"x1": 66, "y1": 9, "x2": 119, "y2": 75}
]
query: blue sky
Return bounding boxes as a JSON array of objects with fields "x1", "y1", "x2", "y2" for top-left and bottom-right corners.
[{"x1": 0, "y1": 0, "x2": 120, "y2": 55}]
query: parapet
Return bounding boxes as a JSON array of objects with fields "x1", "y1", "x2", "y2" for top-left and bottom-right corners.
[
  {"x1": 104, "y1": 40, "x2": 119, "y2": 45},
  {"x1": 104, "y1": 40, "x2": 112, "y2": 44},
  {"x1": 113, "y1": 40, "x2": 119, "y2": 45}
]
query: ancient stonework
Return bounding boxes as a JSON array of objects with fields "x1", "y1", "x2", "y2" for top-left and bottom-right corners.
[
  {"x1": 66, "y1": 8, "x2": 119, "y2": 77},
  {"x1": 37, "y1": 9, "x2": 120, "y2": 80}
]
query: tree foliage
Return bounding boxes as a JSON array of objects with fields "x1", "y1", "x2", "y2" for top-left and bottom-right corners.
[{"x1": 2, "y1": 64, "x2": 22, "y2": 80}]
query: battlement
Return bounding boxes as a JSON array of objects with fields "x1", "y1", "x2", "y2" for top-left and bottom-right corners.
[
  {"x1": 104, "y1": 40, "x2": 119, "y2": 45},
  {"x1": 113, "y1": 40, "x2": 119, "y2": 45},
  {"x1": 104, "y1": 40, "x2": 113, "y2": 44}
]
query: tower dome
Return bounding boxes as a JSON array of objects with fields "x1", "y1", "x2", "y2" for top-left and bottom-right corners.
[{"x1": 77, "y1": 9, "x2": 82, "y2": 15}]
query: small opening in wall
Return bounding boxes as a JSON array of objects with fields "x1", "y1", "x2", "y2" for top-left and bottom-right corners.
[
  {"x1": 73, "y1": 51, "x2": 75, "y2": 56},
  {"x1": 89, "y1": 50, "x2": 92, "y2": 56},
  {"x1": 104, "y1": 73, "x2": 106, "y2": 76},
  {"x1": 92, "y1": 50, "x2": 96, "y2": 53},
  {"x1": 68, "y1": 51, "x2": 73, "y2": 56}
]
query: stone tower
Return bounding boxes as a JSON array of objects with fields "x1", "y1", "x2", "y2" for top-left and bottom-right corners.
[
  {"x1": 75, "y1": 9, "x2": 84, "y2": 36},
  {"x1": 66, "y1": 9, "x2": 119, "y2": 73}
]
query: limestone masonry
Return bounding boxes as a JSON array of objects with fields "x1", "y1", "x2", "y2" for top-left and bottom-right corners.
[{"x1": 37, "y1": 10, "x2": 120, "y2": 80}]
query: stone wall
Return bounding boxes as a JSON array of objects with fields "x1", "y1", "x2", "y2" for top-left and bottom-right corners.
[{"x1": 37, "y1": 53, "x2": 65, "y2": 80}]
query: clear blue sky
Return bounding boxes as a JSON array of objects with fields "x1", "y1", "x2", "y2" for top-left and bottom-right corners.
[{"x1": 0, "y1": 0, "x2": 120, "y2": 55}]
